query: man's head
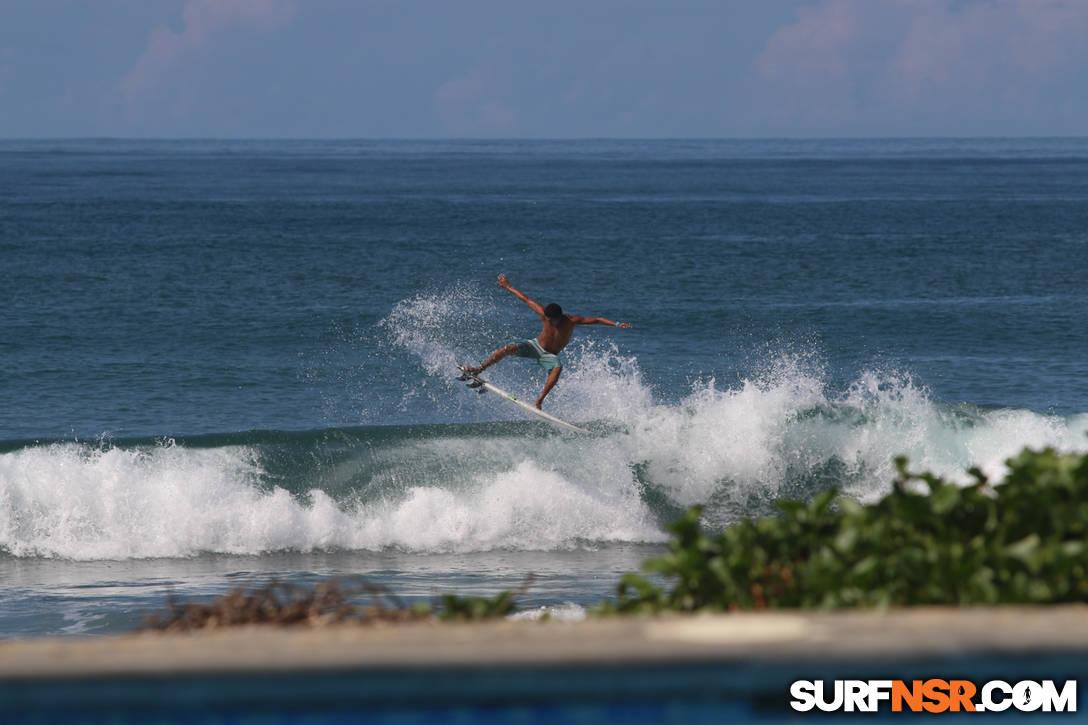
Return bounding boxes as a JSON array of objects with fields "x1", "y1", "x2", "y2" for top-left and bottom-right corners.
[{"x1": 544, "y1": 303, "x2": 563, "y2": 322}]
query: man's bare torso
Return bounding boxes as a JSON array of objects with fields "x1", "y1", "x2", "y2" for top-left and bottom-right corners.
[{"x1": 537, "y1": 316, "x2": 576, "y2": 354}]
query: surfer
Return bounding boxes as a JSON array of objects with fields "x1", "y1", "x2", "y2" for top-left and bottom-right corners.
[{"x1": 464, "y1": 274, "x2": 631, "y2": 409}]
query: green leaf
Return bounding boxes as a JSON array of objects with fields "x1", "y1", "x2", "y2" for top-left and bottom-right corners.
[
  {"x1": 603, "y1": 447, "x2": 1088, "y2": 613},
  {"x1": 930, "y1": 482, "x2": 961, "y2": 514},
  {"x1": 1006, "y1": 534, "x2": 1040, "y2": 564}
]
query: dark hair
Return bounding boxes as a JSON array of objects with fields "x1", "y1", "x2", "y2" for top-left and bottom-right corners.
[{"x1": 544, "y1": 303, "x2": 563, "y2": 320}]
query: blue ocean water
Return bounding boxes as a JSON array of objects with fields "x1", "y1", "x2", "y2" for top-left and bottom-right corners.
[{"x1": 2, "y1": 138, "x2": 1087, "y2": 636}]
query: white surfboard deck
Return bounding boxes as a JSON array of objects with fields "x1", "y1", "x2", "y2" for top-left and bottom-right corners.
[{"x1": 456, "y1": 366, "x2": 589, "y2": 434}]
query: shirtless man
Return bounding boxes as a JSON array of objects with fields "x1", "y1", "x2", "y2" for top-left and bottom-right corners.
[{"x1": 465, "y1": 274, "x2": 631, "y2": 409}]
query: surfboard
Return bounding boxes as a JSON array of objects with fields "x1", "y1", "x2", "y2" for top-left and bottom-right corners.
[{"x1": 456, "y1": 366, "x2": 590, "y2": 434}]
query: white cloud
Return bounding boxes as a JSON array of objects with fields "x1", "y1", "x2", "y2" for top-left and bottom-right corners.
[
  {"x1": 118, "y1": 0, "x2": 297, "y2": 105},
  {"x1": 751, "y1": 0, "x2": 1088, "y2": 132},
  {"x1": 0, "y1": 48, "x2": 11, "y2": 95},
  {"x1": 478, "y1": 99, "x2": 517, "y2": 130},
  {"x1": 434, "y1": 67, "x2": 518, "y2": 134},
  {"x1": 435, "y1": 69, "x2": 488, "y2": 110}
]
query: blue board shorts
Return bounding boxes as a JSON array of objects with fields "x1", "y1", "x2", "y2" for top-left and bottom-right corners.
[{"x1": 513, "y1": 338, "x2": 562, "y2": 371}]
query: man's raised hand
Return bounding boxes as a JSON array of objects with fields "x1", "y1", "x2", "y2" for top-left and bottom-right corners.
[{"x1": 497, "y1": 273, "x2": 511, "y2": 289}]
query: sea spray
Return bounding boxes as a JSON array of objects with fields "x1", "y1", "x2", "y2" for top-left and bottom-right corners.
[
  {"x1": 377, "y1": 283, "x2": 1088, "y2": 527},
  {"x1": 352, "y1": 459, "x2": 658, "y2": 551},
  {"x1": 0, "y1": 432, "x2": 663, "y2": 560},
  {"x1": 0, "y1": 440, "x2": 404, "y2": 559},
  {"x1": 5, "y1": 292, "x2": 1087, "y2": 560},
  {"x1": 379, "y1": 282, "x2": 502, "y2": 378},
  {"x1": 378, "y1": 283, "x2": 655, "y2": 423},
  {"x1": 2, "y1": 401, "x2": 1085, "y2": 559}
]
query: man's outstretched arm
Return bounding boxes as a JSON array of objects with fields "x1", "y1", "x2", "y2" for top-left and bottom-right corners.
[
  {"x1": 569, "y1": 315, "x2": 631, "y2": 328},
  {"x1": 497, "y1": 274, "x2": 546, "y2": 317}
]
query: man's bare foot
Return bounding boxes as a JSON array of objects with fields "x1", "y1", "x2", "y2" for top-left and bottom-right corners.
[
  {"x1": 534, "y1": 401, "x2": 544, "y2": 410},
  {"x1": 464, "y1": 365, "x2": 482, "y2": 374}
]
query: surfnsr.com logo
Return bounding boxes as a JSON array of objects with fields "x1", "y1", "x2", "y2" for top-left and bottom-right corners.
[{"x1": 789, "y1": 679, "x2": 1077, "y2": 713}]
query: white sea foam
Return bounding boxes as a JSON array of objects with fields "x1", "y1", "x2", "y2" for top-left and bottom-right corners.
[
  {"x1": 0, "y1": 437, "x2": 663, "y2": 559},
  {"x1": 508, "y1": 602, "x2": 587, "y2": 623},
  {"x1": 0, "y1": 442, "x2": 331, "y2": 559},
  {"x1": 2, "y1": 374, "x2": 1085, "y2": 559},
  {"x1": 383, "y1": 284, "x2": 1088, "y2": 521},
  {"x1": 605, "y1": 357, "x2": 1088, "y2": 513},
  {"x1": 4, "y1": 293, "x2": 1086, "y2": 560}
]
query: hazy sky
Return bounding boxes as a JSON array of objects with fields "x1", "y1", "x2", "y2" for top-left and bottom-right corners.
[{"x1": 3, "y1": 0, "x2": 1087, "y2": 138}]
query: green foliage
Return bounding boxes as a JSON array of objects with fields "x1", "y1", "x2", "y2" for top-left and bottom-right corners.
[
  {"x1": 436, "y1": 591, "x2": 521, "y2": 621},
  {"x1": 602, "y1": 447, "x2": 1088, "y2": 613},
  {"x1": 436, "y1": 575, "x2": 532, "y2": 621}
]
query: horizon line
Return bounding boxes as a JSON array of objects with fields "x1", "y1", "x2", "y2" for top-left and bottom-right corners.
[{"x1": 3, "y1": 135, "x2": 1088, "y2": 143}]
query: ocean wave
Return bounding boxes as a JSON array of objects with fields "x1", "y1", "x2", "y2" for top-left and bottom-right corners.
[
  {"x1": 3, "y1": 289, "x2": 1086, "y2": 560},
  {"x1": 0, "y1": 433, "x2": 661, "y2": 560},
  {"x1": 2, "y1": 386, "x2": 1085, "y2": 560}
]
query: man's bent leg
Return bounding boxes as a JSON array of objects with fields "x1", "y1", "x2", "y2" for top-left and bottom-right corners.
[
  {"x1": 466, "y1": 344, "x2": 517, "y2": 374},
  {"x1": 535, "y1": 367, "x2": 562, "y2": 409}
]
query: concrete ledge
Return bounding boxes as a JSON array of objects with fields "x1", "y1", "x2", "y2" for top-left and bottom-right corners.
[{"x1": 3, "y1": 605, "x2": 1088, "y2": 680}]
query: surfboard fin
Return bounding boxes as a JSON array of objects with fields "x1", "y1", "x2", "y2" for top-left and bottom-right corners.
[{"x1": 456, "y1": 364, "x2": 486, "y2": 388}]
